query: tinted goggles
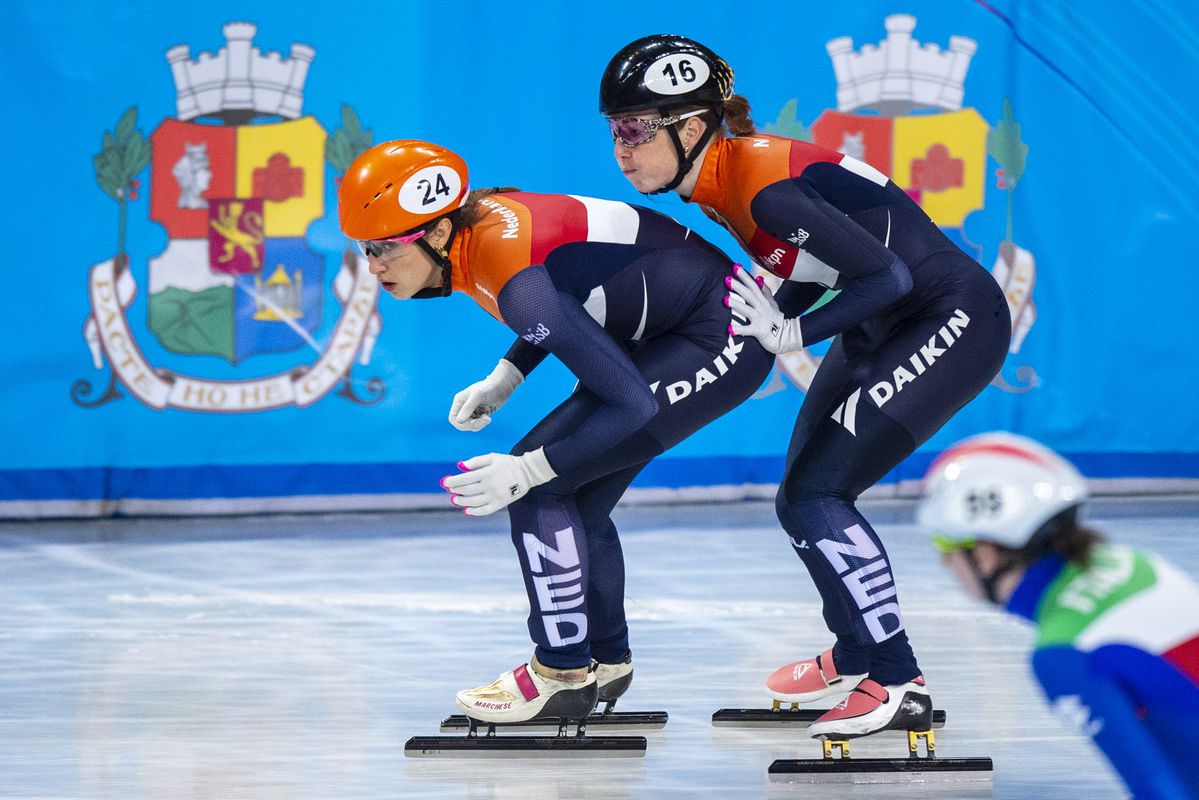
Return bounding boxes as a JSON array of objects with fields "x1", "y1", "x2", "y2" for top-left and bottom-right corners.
[
  {"x1": 357, "y1": 228, "x2": 426, "y2": 258},
  {"x1": 607, "y1": 109, "x2": 707, "y2": 148}
]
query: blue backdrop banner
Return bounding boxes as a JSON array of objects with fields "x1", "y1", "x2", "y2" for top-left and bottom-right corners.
[{"x1": 2, "y1": 1, "x2": 1196, "y2": 516}]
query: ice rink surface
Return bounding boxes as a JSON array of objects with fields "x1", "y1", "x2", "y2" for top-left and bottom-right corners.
[{"x1": 2, "y1": 496, "x2": 1195, "y2": 799}]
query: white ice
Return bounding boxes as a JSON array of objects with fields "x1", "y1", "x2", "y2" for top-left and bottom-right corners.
[{"x1": 2, "y1": 496, "x2": 1194, "y2": 799}]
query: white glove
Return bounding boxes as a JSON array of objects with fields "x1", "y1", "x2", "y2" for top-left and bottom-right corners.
[
  {"x1": 727, "y1": 266, "x2": 805, "y2": 354},
  {"x1": 440, "y1": 447, "x2": 558, "y2": 516},
  {"x1": 448, "y1": 359, "x2": 524, "y2": 432}
]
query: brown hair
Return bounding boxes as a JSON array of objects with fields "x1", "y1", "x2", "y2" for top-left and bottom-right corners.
[
  {"x1": 721, "y1": 94, "x2": 756, "y2": 136},
  {"x1": 672, "y1": 94, "x2": 757, "y2": 143},
  {"x1": 998, "y1": 508, "x2": 1107, "y2": 569},
  {"x1": 458, "y1": 187, "x2": 521, "y2": 226},
  {"x1": 415, "y1": 186, "x2": 521, "y2": 236}
]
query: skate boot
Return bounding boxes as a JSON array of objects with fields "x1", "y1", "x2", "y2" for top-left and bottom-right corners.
[
  {"x1": 807, "y1": 676, "x2": 932, "y2": 739},
  {"x1": 593, "y1": 655, "x2": 634, "y2": 703},
  {"x1": 765, "y1": 647, "x2": 868, "y2": 705},
  {"x1": 592, "y1": 654, "x2": 634, "y2": 708},
  {"x1": 455, "y1": 656, "x2": 598, "y2": 725}
]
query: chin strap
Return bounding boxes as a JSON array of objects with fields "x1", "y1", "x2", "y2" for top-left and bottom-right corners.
[
  {"x1": 409, "y1": 212, "x2": 462, "y2": 300},
  {"x1": 650, "y1": 107, "x2": 723, "y2": 195}
]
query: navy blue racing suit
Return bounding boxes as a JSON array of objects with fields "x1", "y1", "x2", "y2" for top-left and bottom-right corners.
[
  {"x1": 448, "y1": 192, "x2": 775, "y2": 667},
  {"x1": 687, "y1": 135, "x2": 1012, "y2": 685}
]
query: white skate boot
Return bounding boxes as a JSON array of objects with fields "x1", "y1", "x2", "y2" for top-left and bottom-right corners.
[
  {"x1": 455, "y1": 656, "x2": 598, "y2": 724},
  {"x1": 593, "y1": 654, "x2": 634, "y2": 707}
]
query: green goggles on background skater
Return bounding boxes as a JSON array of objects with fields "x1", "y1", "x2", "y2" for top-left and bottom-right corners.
[{"x1": 931, "y1": 535, "x2": 978, "y2": 555}]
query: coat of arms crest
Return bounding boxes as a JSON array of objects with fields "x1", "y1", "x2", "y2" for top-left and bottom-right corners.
[{"x1": 77, "y1": 22, "x2": 382, "y2": 412}]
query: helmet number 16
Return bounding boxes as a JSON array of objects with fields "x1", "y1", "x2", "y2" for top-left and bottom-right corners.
[
  {"x1": 662, "y1": 59, "x2": 697, "y2": 87},
  {"x1": 646, "y1": 53, "x2": 711, "y2": 96}
]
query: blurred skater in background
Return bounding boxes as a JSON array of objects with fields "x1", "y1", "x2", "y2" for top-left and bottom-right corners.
[{"x1": 917, "y1": 432, "x2": 1199, "y2": 800}]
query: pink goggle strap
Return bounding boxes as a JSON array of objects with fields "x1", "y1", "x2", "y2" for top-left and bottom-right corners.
[{"x1": 382, "y1": 229, "x2": 427, "y2": 245}]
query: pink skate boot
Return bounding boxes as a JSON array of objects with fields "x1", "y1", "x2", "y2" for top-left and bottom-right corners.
[
  {"x1": 765, "y1": 647, "x2": 868, "y2": 704},
  {"x1": 807, "y1": 676, "x2": 932, "y2": 738}
]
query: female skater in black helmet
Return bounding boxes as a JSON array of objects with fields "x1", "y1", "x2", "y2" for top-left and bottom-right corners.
[{"x1": 598, "y1": 35, "x2": 1011, "y2": 739}]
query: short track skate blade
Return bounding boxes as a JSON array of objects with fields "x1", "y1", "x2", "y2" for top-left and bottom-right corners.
[
  {"x1": 712, "y1": 708, "x2": 946, "y2": 728},
  {"x1": 439, "y1": 711, "x2": 667, "y2": 732},
  {"x1": 768, "y1": 756, "x2": 993, "y2": 784},
  {"x1": 404, "y1": 734, "x2": 647, "y2": 758}
]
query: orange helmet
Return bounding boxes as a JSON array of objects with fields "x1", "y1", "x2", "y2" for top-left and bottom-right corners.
[{"x1": 338, "y1": 140, "x2": 470, "y2": 241}]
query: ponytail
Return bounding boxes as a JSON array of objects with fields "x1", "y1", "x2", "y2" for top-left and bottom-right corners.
[
  {"x1": 722, "y1": 94, "x2": 756, "y2": 136},
  {"x1": 999, "y1": 507, "x2": 1107, "y2": 570}
]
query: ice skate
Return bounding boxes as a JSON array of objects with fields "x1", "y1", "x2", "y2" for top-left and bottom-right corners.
[
  {"x1": 454, "y1": 656, "x2": 597, "y2": 725},
  {"x1": 715, "y1": 648, "x2": 938, "y2": 729},
  {"x1": 765, "y1": 647, "x2": 867, "y2": 705},
  {"x1": 766, "y1": 677, "x2": 993, "y2": 782},
  {"x1": 438, "y1": 652, "x2": 667, "y2": 734},
  {"x1": 407, "y1": 656, "x2": 647, "y2": 757}
]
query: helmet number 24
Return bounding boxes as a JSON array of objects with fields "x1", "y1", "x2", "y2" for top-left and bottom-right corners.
[
  {"x1": 399, "y1": 165, "x2": 463, "y2": 214},
  {"x1": 418, "y1": 174, "x2": 452, "y2": 206}
]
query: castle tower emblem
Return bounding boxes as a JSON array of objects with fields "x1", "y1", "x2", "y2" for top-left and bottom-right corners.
[
  {"x1": 826, "y1": 14, "x2": 977, "y2": 116},
  {"x1": 165, "y1": 22, "x2": 315, "y2": 124}
]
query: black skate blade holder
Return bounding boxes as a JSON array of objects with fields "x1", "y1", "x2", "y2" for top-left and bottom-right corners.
[
  {"x1": 440, "y1": 697, "x2": 667, "y2": 733},
  {"x1": 769, "y1": 728, "x2": 993, "y2": 783},
  {"x1": 407, "y1": 710, "x2": 649, "y2": 757}
]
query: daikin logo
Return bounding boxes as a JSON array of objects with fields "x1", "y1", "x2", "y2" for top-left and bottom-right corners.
[
  {"x1": 869, "y1": 308, "x2": 969, "y2": 408},
  {"x1": 650, "y1": 335, "x2": 744, "y2": 405}
]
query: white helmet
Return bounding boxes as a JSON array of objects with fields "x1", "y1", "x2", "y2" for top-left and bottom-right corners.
[{"x1": 915, "y1": 432, "x2": 1088, "y2": 550}]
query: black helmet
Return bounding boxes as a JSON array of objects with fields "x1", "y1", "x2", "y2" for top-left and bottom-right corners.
[
  {"x1": 599, "y1": 34, "x2": 735, "y2": 116},
  {"x1": 600, "y1": 35, "x2": 735, "y2": 194}
]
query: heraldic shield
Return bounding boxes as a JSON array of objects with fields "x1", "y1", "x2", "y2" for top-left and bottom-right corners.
[{"x1": 148, "y1": 116, "x2": 326, "y2": 364}]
